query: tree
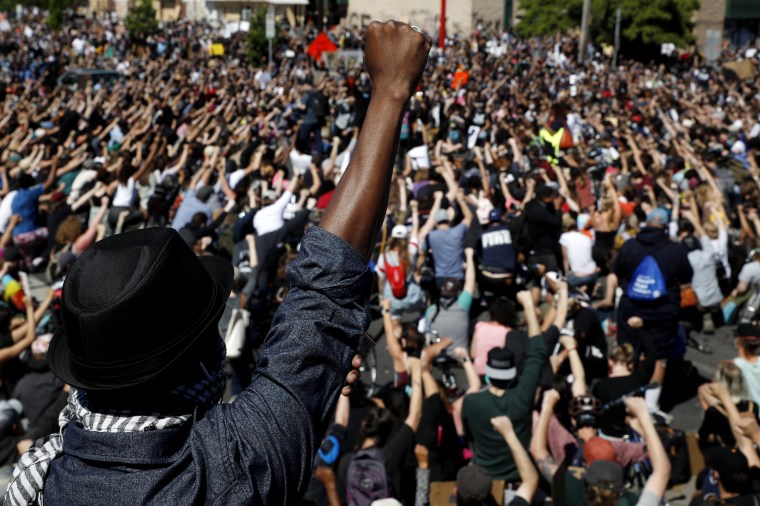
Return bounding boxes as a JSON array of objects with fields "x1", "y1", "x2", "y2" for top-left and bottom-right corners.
[
  {"x1": 514, "y1": 0, "x2": 583, "y2": 39},
  {"x1": 513, "y1": 0, "x2": 699, "y2": 54},
  {"x1": 47, "y1": 0, "x2": 61, "y2": 31},
  {"x1": 247, "y1": 7, "x2": 269, "y2": 64},
  {"x1": 125, "y1": 0, "x2": 158, "y2": 38}
]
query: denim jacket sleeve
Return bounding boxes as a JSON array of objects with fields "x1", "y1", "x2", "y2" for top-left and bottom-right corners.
[{"x1": 218, "y1": 226, "x2": 372, "y2": 504}]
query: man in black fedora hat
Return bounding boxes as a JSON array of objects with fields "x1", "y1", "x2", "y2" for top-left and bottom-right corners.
[{"x1": 5, "y1": 21, "x2": 432, "y2": 506}]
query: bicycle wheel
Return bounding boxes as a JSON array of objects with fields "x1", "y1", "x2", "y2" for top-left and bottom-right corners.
[{"x1": 358, "y1": 333, "x2": 379, "y2": 398}]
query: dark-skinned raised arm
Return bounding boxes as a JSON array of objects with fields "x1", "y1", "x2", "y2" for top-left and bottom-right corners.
[{"x1": 319, "y1": 21, "x2": 431, "y2": 259}]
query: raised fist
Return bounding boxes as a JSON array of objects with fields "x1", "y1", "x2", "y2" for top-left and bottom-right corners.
[{"x1": 364, "y1": 21, "x2": 431, "y2": 103}]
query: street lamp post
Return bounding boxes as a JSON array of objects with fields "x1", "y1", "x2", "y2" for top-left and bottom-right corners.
[{"x1": 439, "y1": 0, "x2": 445, "y2": 49}]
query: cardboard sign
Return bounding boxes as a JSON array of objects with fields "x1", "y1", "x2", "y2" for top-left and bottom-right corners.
[
  {"x1": 209, "y1": 43, "x2": 225, "y2": 56},
  {"x1": 429, "y1": 480, "x2": 505, "y2": 506}
]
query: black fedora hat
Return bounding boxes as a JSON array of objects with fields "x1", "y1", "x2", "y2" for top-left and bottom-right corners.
[{"x1": 48, "y1": 227, "x2": 233, "y2": 390}]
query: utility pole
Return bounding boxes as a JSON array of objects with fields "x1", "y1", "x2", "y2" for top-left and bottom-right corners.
[
  {"x1": 612, "y1": 5, "x2": 622, "y2": 68},
  {"x1": 578, "y1": 0, "x2": 592, "y2": 63},
  {"x1": 439, "y1": 0, "x2": 446, "y2": 49}
]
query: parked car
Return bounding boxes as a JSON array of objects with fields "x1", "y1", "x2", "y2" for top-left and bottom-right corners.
[{"x1": 57, "y1": 68, "x2": 123, "y2": 88}]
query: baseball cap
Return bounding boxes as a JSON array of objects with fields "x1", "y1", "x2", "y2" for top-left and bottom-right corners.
[
  {"x1": 456, "y1": 465, "x2": 493, "y2": 503},
  {"x1": 195, "y1": 186, "x2": 213, "y2": 202},
  {"x1": 712, "y1": 447, "x2": 753, "y2": 494},
  {"x1": 585, "y1": 437, "x2": 617, "y2": 465},
  {"x1": 584, "y1": 460, "x2": 625, "y2": 492},
  {"x1": 646, "y1": 208, "x2": 669, "y2": 226},
  {"x1": 736, "y1": 323, "x2": 760, "y2": 345},
  {"x1": 488, "y1": 209, "x2": 503, "y2": 223},
  {"x1": 391, "y1": 224, "x2": 409, "y2": 239},
  {"x1": 439, "y1": 277, "x2": 463, "y2": 299},
  {"x1": 485, "y1": 347, "x2": 516, "y2": 381},
  {"x1": 434, "y1": 208, "x2": 450, "y2": 224}
]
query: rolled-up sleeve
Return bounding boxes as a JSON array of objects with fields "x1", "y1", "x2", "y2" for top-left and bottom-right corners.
[{"x1": 223, "y1": 226, "x2": 372, "y2": 504}]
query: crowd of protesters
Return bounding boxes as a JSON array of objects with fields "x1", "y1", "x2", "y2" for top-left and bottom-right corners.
[{"x1": 0, "y1": 8, "x2": 759, "y2": 505}]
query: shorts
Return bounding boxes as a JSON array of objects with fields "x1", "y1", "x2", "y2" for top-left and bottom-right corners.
[
  {"x1": 527, "y1": 253, "x2": 560, "y2": 286},
  {"x1": 385, "y1": 281, "x2": 425, "y2": 319}
]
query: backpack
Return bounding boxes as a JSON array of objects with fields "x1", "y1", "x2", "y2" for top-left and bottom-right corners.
[
  {"x1": 626, "y1": 244, "x2": 668, "y2": 302},
  {"x1": 509, "y1": 208, "x2": 534, "y2": 255},
  {"x1": 346, "y1": 447, "x2": 391, "y2": 506},
  {"x1": 657, "y1": 425, "x2": 691, "y2": 486},
  {"x1": 383, "y1": 252, "x2": 408, "y2": 299},
  {"x1": 311, "y1": 91, "x2": 328, "y2": 118}
]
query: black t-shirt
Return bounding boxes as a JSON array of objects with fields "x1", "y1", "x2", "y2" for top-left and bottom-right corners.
[
  {"x1": 524, "y1": 199, "x2": 562, "y2": 256},
  {"x1": 590, "y1": 329, "x2": 656, "y2": 437},
  {"x1": 699, "y1": 401, "x2": 759, "y2": 464},
  {"x1": 47, "y1": 204, "x2": 75, "y2": 248},
  {"x1": 416, "y1": 393, "x2": 464, "y2": 481}
]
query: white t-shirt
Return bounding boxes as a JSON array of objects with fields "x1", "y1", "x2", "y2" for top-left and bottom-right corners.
[
  {"x1": 706, "y1": 228, "x2": 730, "y2": 278},
  {"x1": 0, "y1": 190, "x2": 17, "y2": 233},
  {"x1": 112, "y1": 177, "x2": 136, "y2": 208},
  {"x1": 735, "y1": 358, "x2": 760, "y2": 406},
  {"x1": 289, "y1": 150, "x2": 312, "y2": 175},
  {"x1": 687, "y1": 249, "x2": 723, "y2": 307},
  {"x1": 739, "y1": 261, "x2": 760, "y2": 288},
  {"x1": 560, "y1": 231, "x2": 597, "y2": 275},
  {"x1": 253, "y1": 190, "x2": 293, "y2": 236},
  {"x1": 68, "y1": 169, "x2": 98, "y2": 205}
]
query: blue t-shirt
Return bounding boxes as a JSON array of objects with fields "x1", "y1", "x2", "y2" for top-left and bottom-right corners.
[
  {"x1": 425, "y1": 223, "x2": 468, "y2": 279},
  {"x1": 11, "y1": 184, "x2": 44, "y2": 236},
  {"x1": 170, "y1": 189, "x2": 212, "y2": 231}
]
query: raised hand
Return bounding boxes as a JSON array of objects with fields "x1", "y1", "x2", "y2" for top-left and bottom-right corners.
[{"x1": 364, "y1": 21, "x2": 432, "y2": 103}]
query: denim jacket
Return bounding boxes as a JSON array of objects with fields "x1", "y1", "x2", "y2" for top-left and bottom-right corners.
[{"x1": 43, "y1": 227, "x2": 372, "y2": 505}]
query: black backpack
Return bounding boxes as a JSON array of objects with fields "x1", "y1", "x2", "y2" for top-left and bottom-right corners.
[
  {"x1": 311, "y1": 91, "x2": 329, "y2": 119},
  {"x1": 509, "y1": 207, "x2": 534, "y2": 255}
]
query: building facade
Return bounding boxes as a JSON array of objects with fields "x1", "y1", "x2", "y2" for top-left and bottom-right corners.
[{"x1": 344, "y1": 0, "x2": 505, "y2": 34}]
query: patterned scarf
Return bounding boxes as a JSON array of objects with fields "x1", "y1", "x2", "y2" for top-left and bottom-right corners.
[{"x1": 4, "y1": 343, "x2": 227, "y2": 506}]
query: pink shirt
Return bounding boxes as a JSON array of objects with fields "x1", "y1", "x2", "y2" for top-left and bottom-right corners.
[
  {"x1": 546, "y1": 414, "x2": 646, "y2": 467},
  {"x1": 472, "y1": 321, "x2": 510, "y2": 376}
]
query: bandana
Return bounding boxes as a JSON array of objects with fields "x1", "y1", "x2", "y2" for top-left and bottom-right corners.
[{"x1": 5, "y1": 342, "x2": 227, "y2": 506}]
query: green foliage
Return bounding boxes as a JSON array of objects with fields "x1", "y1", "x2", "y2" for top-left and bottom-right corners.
[
  {"x1": 46, "y1": 0, "x2": 61, "y2": 31},
  {"x1": 247, "y1": 7, "x2": 280, "y2": 65},
  {"x1": 592, "y1": 0, "x2": 699, "y2": 47},
  {"x1": 515, "y1": 0, "x2": 583, "y2": 38},
  {"x1": 514, "y1": 0, "x2": 699, "y2": 48},
  {"x1": 125, "y1": 0, "x2": 158, "y2": 38}
]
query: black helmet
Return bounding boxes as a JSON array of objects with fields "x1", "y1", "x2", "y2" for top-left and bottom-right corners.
[{"x1": 569, "y1": 395, "x2": 602, "y2": 428}]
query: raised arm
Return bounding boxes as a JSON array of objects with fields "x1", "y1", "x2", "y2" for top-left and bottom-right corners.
[
  {"x1": 319, "y1": 22, "x2": 431, "y2": 259},
  {"x1": 560, "y1": 334, "x2": 586, "y2": 396},
  {"x1": 223, "y1": 24, "x2": 432, "y2": 505},
  {"x1": 456, "y1": 188, "x2": 474, "y2": 227},
  {"x1": 463, "y1": 247, "x2": 476, "y2": 295},
  {"x1": 530, "y1": 389, "x2": 561, "y2": 482},
  {"x1": 405, "y1": 357, "x2": 424, "y2": 431},
  {"x1": 625, "y1": 397, "x2": 671, "y2": 501},
  {"x1": 492, "y1": 415, "x2": 538, "y2": 504},
  {"x1": 381, "y1": 298, "x2": 406, "y2": 374},
  {"x1": 0, "y1": 296, "x2": 35, "y2": 364}
]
